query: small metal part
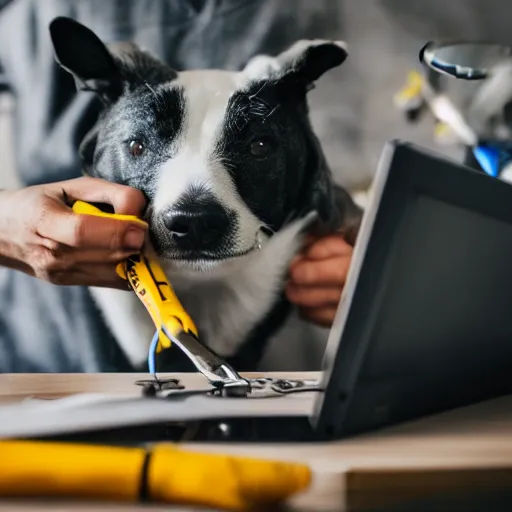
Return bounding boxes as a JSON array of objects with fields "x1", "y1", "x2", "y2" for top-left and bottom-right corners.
[
  {"x1": 270, "y1": 378, "x2": 322, "y2": 394},
  {"x1": 217, "y1": 422, "x2": 231, "y2": 438},
  {"x1": 209, "y1": 380, "x2": 252, "y2": 398},
  {"x1": 254, "y1": 228, "x2": 266, "y2": 250},
  {"x1": 136, "y1": 376, "x2": 322, "y2": 400},
  {"x1": 206, "y1": 378, "x2": 323, "y2": 398},
  {"x1": 135, "y1": 378, "x2": 184, "y2": 397}
]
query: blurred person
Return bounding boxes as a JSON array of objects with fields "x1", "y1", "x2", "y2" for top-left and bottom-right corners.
[{"x1": 0, "y1": 0, "x2": 355, "y2": 372}]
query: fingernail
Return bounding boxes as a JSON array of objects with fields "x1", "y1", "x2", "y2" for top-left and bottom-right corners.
[{"x1": 124, "y1": 227, "x2": 145, "y2": 249}]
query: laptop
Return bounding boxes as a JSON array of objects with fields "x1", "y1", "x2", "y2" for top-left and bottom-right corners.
[{"x1": 2, "y1": 140, "x2": 512, "y2": 443}]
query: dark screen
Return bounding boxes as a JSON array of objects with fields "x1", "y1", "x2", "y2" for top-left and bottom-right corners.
[
  {"x1": 364, "y1": 194, "x2": 512, "y2": 380},
  {"x1": 315, "y1": 142, "x2": 512, "y2": 439}
]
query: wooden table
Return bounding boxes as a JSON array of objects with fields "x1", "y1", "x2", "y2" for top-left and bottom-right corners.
[{"x1": 1, "y1": 372, "x2": 512, "y2": 511}]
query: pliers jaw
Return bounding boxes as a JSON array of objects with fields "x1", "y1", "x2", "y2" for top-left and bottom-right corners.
[{"x1": 156, "y1": 329, "x2": 249, "y2": 393}]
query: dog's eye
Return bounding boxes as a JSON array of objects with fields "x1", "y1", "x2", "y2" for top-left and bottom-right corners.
[
  {"x1": 249, "y1": 138, "x2": 276, "y2": 159},
  {"x1": 128, "y1": 140, "x2": 144, "y2": 158}
]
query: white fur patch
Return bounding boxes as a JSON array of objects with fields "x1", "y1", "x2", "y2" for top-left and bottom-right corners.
[
  {"x1": 152, "y1": 71, "x2": 237, "y2": 212},
  {"x1": 243, "y1": 55, "x2": 282, "y2": 81}
]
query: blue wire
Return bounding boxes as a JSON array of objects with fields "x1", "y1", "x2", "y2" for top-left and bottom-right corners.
[
  {"x1": 148, "y1": 330, "x2": 160, "y2": 376},
  {"x1": 148, "y1": 326, "x2": 178, "y2": 380}
]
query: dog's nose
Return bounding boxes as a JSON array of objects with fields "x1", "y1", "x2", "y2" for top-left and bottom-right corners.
[{"x1": 163, "y1": 203, "x2": 230, "y2": 249}]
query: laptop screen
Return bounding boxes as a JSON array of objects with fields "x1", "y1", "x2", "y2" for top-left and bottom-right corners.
[{"x1": 313, "y1": 141, "x2": 512, "y2": 439}]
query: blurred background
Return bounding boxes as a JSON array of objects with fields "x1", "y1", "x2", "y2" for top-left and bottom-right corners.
[{"x1": 3, "y1": 0, "x2": 512, "y2": 197}]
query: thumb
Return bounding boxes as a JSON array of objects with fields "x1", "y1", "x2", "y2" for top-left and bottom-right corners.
[{"x1": 38, "y1": 196, "x2": 147, "y2": 251}]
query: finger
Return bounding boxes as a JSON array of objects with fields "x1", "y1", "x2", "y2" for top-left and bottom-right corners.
[
  {"x1": 299, "y1": 306, "x2": 339, "y2": 328},
  {"x1": 304, "y1": 234, "x2": 352, "y2": 261},
  {"x1": 48, "y1": 264, "x2": 130, "y2": 289},
  {"x1": 285, "y1": 284, "x2": 342, "y2": 308},
  {"x1": 52, "y1": 176, "x2": 147, "y2": 216},
  {"x1": 79, "y1": 264, "x2": 132, "y2": 289},
  {"x1": 37, "y1": 207, "x2": 147, "y2": 252},
  {"x1": 289, "y1": 255, "x2": 351, "y2": 287},
  {"x1": 46, "y1": 245, "x2": 139, "y2": 264}
]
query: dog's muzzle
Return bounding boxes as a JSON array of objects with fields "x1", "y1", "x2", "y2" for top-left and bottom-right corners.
[{"x1": 162, "y1": 199, "x2": 232, "y2": 253}]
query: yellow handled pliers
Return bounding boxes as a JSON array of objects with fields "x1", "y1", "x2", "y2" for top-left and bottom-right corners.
[{"x1": 72, "y1": 200, "x2": 245, "y2": 388}]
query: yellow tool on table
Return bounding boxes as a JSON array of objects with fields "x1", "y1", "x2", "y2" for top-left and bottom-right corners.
[
  {"x1": 0, "y1": 440, "x2": 312, "y2": 510},
  {"x1": 72, "y1": 200, "x2": 247, "y2": 390}
]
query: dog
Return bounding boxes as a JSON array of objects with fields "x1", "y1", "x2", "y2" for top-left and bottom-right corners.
[{"x1": 48, "y1": 17, "x2": 362, "y2": 372}]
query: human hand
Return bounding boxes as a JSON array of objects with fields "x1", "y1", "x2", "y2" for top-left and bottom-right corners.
[
  {"x1": 0, "y1": 177, "x2": 147, "y2": 288},
  {"x1": 286, "y1": 233, "x2": 353, "y2": 328}
]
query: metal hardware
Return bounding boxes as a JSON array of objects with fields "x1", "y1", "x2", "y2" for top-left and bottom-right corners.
[{"x1": 136, "y1": 376, "x2": 322, "y2": 400}]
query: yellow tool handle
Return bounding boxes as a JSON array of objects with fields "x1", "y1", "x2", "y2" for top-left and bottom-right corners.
[
  {"x1": 72, "y1": 200, "x2": 199, "y2": 350},
  {"x1": 0, "y1": 440, "x2": 311, "y2": 511},
  {"x1": 120, "y1": 253, "x2": 199, "y2": 350},
  {"x1": 71, "y1": 200, "x2": 148, "y2": 228}
]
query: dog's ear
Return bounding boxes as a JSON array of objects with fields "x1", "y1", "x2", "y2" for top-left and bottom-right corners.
[
  {"x1": 243, "y1": 39, "x2": 348, "y2": 89},
  {"x1": 49, "y1": 17, "x2": 176, "y2": 102}
]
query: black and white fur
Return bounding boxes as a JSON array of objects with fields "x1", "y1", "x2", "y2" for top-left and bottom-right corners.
[{"x1": 49, "y1": 17, "x2": 362, "y2": 371}]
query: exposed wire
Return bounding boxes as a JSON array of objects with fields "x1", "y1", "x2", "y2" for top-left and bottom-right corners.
[{"x1": 148, "y1": 330, "x2": 160, "y2": 381}]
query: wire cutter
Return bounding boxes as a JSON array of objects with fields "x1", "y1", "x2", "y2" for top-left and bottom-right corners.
[{"x1": 72, "y1": 200, "x2": 248, "y2": 392}]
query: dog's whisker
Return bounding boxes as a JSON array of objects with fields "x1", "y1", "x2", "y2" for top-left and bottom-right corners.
[
  {"x1": 262, "y1": 104, "x2": 279, "y2": 123},
  {"x1": 281, "y1": 210, "x2": 297, "y2": 228},
  {"x1": 248, "y1": 81, "x2": 268, "y2": 102},
  {"x1": 144, "y1": 81, "x2": 158, "y2": 99},
  {"x1": 144, "y1": 81, "x2": 166, "y2": 112}
]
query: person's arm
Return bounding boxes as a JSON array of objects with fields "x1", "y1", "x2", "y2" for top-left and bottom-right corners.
[{"x1": 0, "y1": 2, "x2": 150, "y2": 289}]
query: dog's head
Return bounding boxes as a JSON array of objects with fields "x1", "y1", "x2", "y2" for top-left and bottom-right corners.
[{"x1": 49, "y1": 17, "x2": 352, "y2": 272}]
